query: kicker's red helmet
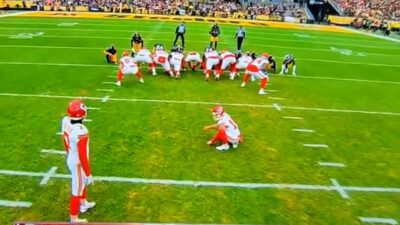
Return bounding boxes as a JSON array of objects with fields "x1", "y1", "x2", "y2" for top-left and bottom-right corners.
[{"x1": 67, "y1": 99, "x2": 87, "y2": 120}]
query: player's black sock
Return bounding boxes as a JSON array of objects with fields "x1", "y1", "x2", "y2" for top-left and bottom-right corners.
[{"x1": 106, "y1": 55, "x2": 110, "y2": 63}]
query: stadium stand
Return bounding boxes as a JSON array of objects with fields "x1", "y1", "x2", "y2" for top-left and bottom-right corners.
[{"x1": 332, "y1": 0, "x2": 400, "y2": 21}]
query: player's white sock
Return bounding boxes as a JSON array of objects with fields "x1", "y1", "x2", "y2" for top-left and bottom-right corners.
[
  {"x1": 152, "y1": 68, "x2": 157, "y2": 76},
  {"x1": 280, "y1": 65, "x2": 286, "y2": 75},
  {"x1": 250, "y1": 76, "x2": 255, "y2": 82},
  {"x1": 292, "y1": 65, "x2": 297, "y2": 76},
  {"x1": 216, "y1": 143, "x2": 230, "y2": 151},
  {"x1": 139, "y1": 78, "x2": 144, "y2": 83},
  {"x1": 116, "y1": 81, "x2": 121, "y2": 86},
  {"x1": 215, "y1": 74, "x2": 220, "y2": 80},
  {"x1": 229, "y1": 73, "x2": 235, "y2": 80},
  {"x1": 240, "y1": 82, "x2": 246, "y2": 87}
]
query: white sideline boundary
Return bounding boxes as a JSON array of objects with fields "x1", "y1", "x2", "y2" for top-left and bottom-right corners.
[
  {"x1": 1, "y1": 61, "x2": 400, "y2": 85},
  {"x1": 0, "y1": 93, "x2": 399, "y2": 116},
  {"x1": 318, "y1": 162, "x2": 346, "y2": 168},
  {"x1": 39, "y1": 166, "x2": 58, "y2": 185},
  {"x1": 359, "y1": 217, "x2": 398, "y2": 225},
  {"x1": 292, "y1": 129, "x2": 315, "y2": 133},
  {"x1": 0, "y1": 200, "x2": 32, "y2": 208},
  {"x1": 339, "y1": 26, "x2": 400, "y2": 43},
  {"x1": 1, "y1": 168, "x2": 400, "y2": 196}
]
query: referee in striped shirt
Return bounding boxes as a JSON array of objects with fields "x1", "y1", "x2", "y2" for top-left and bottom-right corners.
[
  {"x1": 173, "y1": 22, "x2": 186, "y2": 48},
  {"x1": 235, "y1": 25, "x2": 246, "y2": 53}
]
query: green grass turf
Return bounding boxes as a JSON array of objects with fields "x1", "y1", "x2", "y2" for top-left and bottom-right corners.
[{"x1": 0, "y1": 16, "x2": 399, "y2": 225}]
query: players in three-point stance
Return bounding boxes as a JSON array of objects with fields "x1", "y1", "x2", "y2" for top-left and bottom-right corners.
[
  {"x1": 203, "y1": 47, "x2": 220, "y2": 81},
  {"x1": 240, "y1": 53, "x2": 270, "y2": 95},
  {"x1": 169, "y1": 45, "x2": 185, "y2": 79},
  {"x1": 184, "y1": 51, "x2": 203, "y2": 71},
  {"x1": 279, "y1": 54, "x2": 296, "y2": 76},
  {"x1": 61, "y1": 99, "x2": 95, "y2": 223},
  {"x1": 204, "y1": 105, "x2": 241, "y2": 151},
  {"x1": 152, "y1": 44, "x2": 174, "y2": 77},
  {"x1": 116, "y1": 51, "x2": 143, "y2": 86}
]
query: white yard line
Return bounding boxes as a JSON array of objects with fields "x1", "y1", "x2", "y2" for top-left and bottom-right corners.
[
  {"x1": 83, "y1": 119, "x2": 92, "y2": 122},
  {"x1": 0, "y1": 92, "x2": 399, "y2": 116},
  {"x1": 280, "y1": 74, "x2": 400, "y2": 86},
  {"x1": 102, "y1": 81, "x2": 115, "y2": 85},
  {"x1": 55, "y1": 132, "x2": 62, "y2": 135},
  {"x1": 96, "y1": 89, "x2": 114, "y2": 92},
  {"x1": 101, "y1": 95, "x2": 110, "y2": 102},
  {"x1": 39, "y1": 166, "x2": 58, "y2": 186},
  {"x1": 292, "y1": 129, "x2": 315, "y2": 133},
  {"x1": 0, "y1": 200, "x2": 32, "y2": 208},
  {"x1": 359, "y1": 217, "x2": 398, "y2": 225},
  {"x1": 303, "y1": 144, "x2": 329, "y2": 148},
  {"x1": 272, "y1": 103, "x2": 282, "y2": 111},
  {"x1": 107, "y1": 75, "x2": 115, "y2": 78},
  {"x1": 87, "y1": 107, "x2": 101, "y2": 110},
  {"x1": 2, "y1": 26, "x2": 399, "y2": 50},
  {"x1": 318, "y1": 162, "x2": 346, "y2": 168},
  {"x1": 283, "y1": 116, "x2": 303, "y2": 120},
  {"x1": 41, "y1": 149, "x2": 66, "y2": 155},
  {"x1": 330, "y1": 178, "x2": 350, "y2": 199},
  {"x1": 1, "y1": 168, "x2": 400, "y2": 196},
  {"x1": 268, "y1": 97, "x2": 285, "y2": 100},
  {"x1": 267, "y1": 89, "x2": 278, "y2": 93}
]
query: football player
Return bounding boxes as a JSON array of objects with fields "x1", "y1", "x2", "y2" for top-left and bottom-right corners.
[
  {"x1": 217, "y1": 50, "x2": 237, "y2": 80},
  {"x1": 62, "y1": 99, "x2": 95, "y2": 223},
  {"x1": 134, "y1": 47, "x2": 156, "y2": 76},
  {"x1": 131, "y1": 32, "x2": 144, "y2": 52},
  {"x1": 116, "y1": 51, "x2": 143, "y2": 86},
  {"x1": 279, "y1": 54, "x2": 296, "y2": 76},
  {"x1": 203, "y1": 47, "x2": 220, "y2": 81},
  {"x1": 152, "y1": 44, "x2": 173, "y2": 77},
  {"x1": 103, "y1": 44, "x2": 117, "y2": 64},
  {"x1": 204, "y1": 105, "x2": 241, "y2": 151},
  {"x1": 169, "y1": 45, "x2": 185, "y2": 79},
  {"x1": 266, "y1": 55, "x2": 276, "y2": 74},
  {"x1": 184, "y1": 51, "x2": 203, "y2": 71},
  {"x1": 240, "y1": 53, "x2": 270, "y2": 95},
  {"x1": 231, "y1": 51, "x2": 253, "y2": 80},
  {"x1": 209, "y1": 22, "x2": 220, "y2": 49}
]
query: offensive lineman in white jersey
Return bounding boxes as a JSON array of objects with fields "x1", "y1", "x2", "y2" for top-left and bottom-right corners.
[
  {"x1": 62, "y1": 99, "x2": 95, "y2": 223},
  {"x1": 203, "y1": 47, "x2": 220, "y2": 81},
  {"x1": 169, "y1": 45, "x2": 185, "y2": 79},
  {"x1": 184, "y1": 51, "x2": 203, "y2": 71},
  {"x1": 216, "y1": 50, "x2": 237, "y2": 80},
  {"x1": 152, "y1": 44, "x2": 174, "y2": 77},
  {"x1": 240, "y1": 53, "x2": 270, "y2": 95},
  {"x1": 116, "y1": 51, "x2": 143, "y2": 86},
  {"x1": 134, "y1": 48, "x2": 156, "y2": 76},
  {"x1": 231, "y1": 52, "x2": 253, "y2": 80},
  {"x1": 204, "y1": 105, "x2": 241, "y2": 151}
]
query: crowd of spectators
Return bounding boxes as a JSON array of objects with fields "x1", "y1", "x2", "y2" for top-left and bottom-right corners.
[
  {"x1": 36, "y1": 0, "x2": 306, "y2": 20},
  {"x1": 332, "y1": 0, "x2": 400, "y2": 21}
]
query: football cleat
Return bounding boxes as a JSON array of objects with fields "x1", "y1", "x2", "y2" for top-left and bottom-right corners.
[
  {"x1": 258, "y1": 89, "x2": 267, "y2": 95},
  {"x1": 215, "y1": 74, "x2": 220, "y2": 80},
  {"x1": 240, "y1": 82, "x2": 246, "y2": 87},
  {"x1": 292, "y1": 72, "x2": 297, "y2": 76},
  {"x1": 229, "y1": 74, "x2": 235, "y2": 80},
  {"x1": 80, "y1": 201, "x2": 96, "y2": 214},
  {"x1": 116, "y1": 81, "x2": 121, "y2": 86},
  {"x1": 250, "y1": 76, "x2": 255, "y2": 82},
  {"x1": 216, "y1": 144, "x2": 230, "y2": 151},
  {"x1": 232, "y1": 142, "x2": 239, "y2": 149},
  {"x1": 205, "y1": 75, "x2": 209, "y2": 81},
  {"x1": 139, "y1": 78, "x2": 144, "y2": 83},
  {"x1": 70, "y1": 217, "x2": 88, "y2": 223}
]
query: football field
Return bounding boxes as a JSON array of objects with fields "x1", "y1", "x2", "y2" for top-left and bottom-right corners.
[{"x1": 0, "y1": 13, "x2": 399, "y2": 225}]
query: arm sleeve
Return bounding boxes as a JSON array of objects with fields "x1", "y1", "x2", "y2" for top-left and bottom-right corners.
[{"x1": 77, "y1": 134, "x2": 91, "y2": 177}]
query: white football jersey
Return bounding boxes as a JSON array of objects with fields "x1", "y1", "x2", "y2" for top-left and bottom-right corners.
[
  {"x1": 238, "y1": 55, "x2": 253, "y2": 65},
  {"x1": 217, "y1": 113, "x2": 240, "y2": 138},
  {"x1": 204, "y1": 50, "x2": 219, "y2": 59},
  {"x1": 64, "y1": 123, "x2": 89, "y2": 166},
  {"x1": 120, "y1": 56, "x2": 136, "y2": 68}
]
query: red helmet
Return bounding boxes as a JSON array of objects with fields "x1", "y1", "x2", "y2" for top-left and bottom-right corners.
[
  {"x1": 67, "y1": 99, "x2": 87, "y2": 120},
  {"x1": 122, "y1": 51, "x2": 129, "y2": 57},
  {"x1": 211, "y1": 105, "x2": 224, "y2": 121}
]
